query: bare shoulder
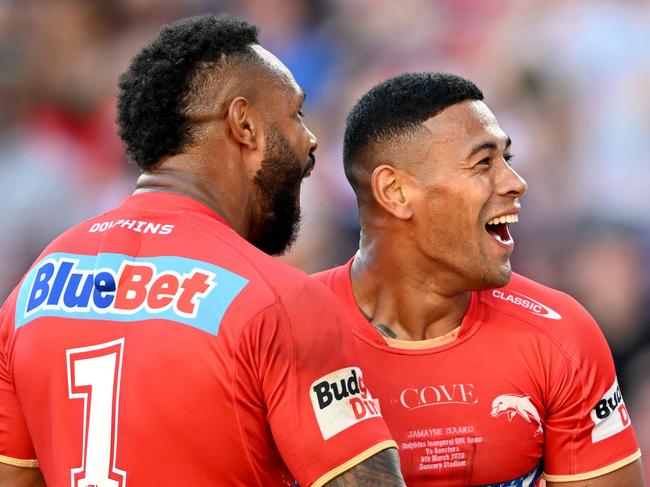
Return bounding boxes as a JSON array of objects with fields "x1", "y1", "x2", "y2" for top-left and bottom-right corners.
[
  {"x1": 323, "y1": 448, "x2": 405, "y2": 486},
  {"x1": 0, "y1": 463, "x2": 46, "y2": 487}
]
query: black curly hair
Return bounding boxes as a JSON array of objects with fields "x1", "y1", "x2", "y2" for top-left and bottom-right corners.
[
  {"x1": 117, "y1": 14, "x2": 259, "y2": 169},
  {"x1": 343, "y1": 73, "x2": 484, "y2": 198}
]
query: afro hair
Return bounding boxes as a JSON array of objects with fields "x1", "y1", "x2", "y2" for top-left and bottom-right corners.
[{"x1": 116, "y1": 14, "x2": 259, "y2": 168}]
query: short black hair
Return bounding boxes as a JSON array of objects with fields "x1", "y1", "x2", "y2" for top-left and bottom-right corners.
[
  {"x1": 343, "y1": 72, "x2": 484, "y2": 197},
  {"x1": 117, "y1": 14, "x2": 259, "y2": 169}
]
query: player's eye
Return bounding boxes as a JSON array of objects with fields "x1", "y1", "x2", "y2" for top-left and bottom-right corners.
[
  {"x1": 504, "y1": 153, "x2": 515, "y2": 166},
  {"x1": 298, "y1": 108, "x2": 305, "y2": 117}
]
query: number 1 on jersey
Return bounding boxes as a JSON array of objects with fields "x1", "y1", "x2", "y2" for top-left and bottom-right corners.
[{"x1": 67, "y1": 338, "x2": 127, "y2": 487}]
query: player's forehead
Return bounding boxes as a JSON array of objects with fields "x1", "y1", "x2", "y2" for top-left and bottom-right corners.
[
  {"x1": 423, "y1": 100, "x2": 509, "y2": 154},
  {"x1": 249, "y1": 44, "x2": 304, "y2": 100}
]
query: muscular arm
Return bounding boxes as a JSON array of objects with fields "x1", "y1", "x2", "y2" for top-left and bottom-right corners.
[
  {"x1": 324, "y1": 448, "x2": 405, "y2": 486},
  {"x1": 546, "y1": 459, "x2": 644, "y2": 487},
  {"x1": 0, "y1": 464, "x2": 45, "y2": 487}
]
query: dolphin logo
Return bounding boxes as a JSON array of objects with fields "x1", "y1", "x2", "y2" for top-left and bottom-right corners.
[{"x1": 491, "y1": 394, "x2": 543, "y2": 437}]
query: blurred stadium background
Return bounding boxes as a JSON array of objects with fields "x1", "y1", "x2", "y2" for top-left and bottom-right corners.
[{"x1": 1, "y1": 0, "x2": 648, "y2": 475}]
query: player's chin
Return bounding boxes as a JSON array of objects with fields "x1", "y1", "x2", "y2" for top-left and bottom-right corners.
[
  {"x1": 490, "y1": 262, "x2": 513, "y2": 288},
  {"x1": 474, "y1": 260, "x2": 512, "y2": 290},
  {"x1": 252, "y1": 224, "x2": 299, "y2": 256}
]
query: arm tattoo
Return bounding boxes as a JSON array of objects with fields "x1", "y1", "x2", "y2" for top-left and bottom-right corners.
[{"x1": 324, "y1": 448, "x2": 405, "y2": 486}]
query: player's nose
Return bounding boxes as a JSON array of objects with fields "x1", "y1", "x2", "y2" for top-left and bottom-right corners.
[
  {"x1": 307, "y1": 127, "x2": 318, "y2": 154},
  {"x1": 499, "y1": 160, "x2": 527, "y2": 198}
]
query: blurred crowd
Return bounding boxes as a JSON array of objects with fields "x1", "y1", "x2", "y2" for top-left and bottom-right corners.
[{"x1": 1, "y1": 0, "x2": 649, "y2": 474}]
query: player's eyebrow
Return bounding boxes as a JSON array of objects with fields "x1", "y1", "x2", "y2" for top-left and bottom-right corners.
[{"x1": 466, "y1": 136, "x2": 512, "y2": 159}]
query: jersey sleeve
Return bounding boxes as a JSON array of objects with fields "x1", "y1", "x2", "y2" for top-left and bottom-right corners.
[
  {"x1": 0, "y1": 296, "x2": 39, "y2": 468},
  {"x1": 241, "y1": 280, "x2": 396, "y2": 487},
  {"x1": 542, "y1": 299, "x2": 641, "y2": 482}
]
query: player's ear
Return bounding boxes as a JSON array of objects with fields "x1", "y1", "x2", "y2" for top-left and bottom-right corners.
[
  {"x1": 371, "y1": 164, "x2": 414, "y2": 220},
  {"x1": 226, "y1": 96, "x2": 258, "y2": 151}
]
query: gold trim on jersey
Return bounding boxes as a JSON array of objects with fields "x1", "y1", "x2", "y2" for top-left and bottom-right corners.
[
  {"x1": 0, "y1": 454, "x2": 39, "y2": 468},
  {"x1": 311, "y1": 440, "x2": 398, "y2": 487},
  {"x1": 383, "y1": 326, "x2": 460, "y2": 350},
  {"x1": 543, "y1": 449, "x2": 641, "y2": 482}
]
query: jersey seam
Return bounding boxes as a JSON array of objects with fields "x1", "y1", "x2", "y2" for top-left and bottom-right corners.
[
  {"x1": 479, "y1": 298, "x2": 584, "y2": 370},
  {"x1": 185, "y1": 212, "x2": 284, "y2": 303},
  {"x1": 1, "y1": 300, "x2": 40, "y2": 470},
  {"x1": 232, "y1": 301, "x2": 281, "y2": 486},
  {"x1": 543, "y1": 449, "x2": 641, "y2": 482},
  {"x1": 186, "y1": 212, "x2": 316, "y2": 479},
  {"x1": 272, "y1": 298, "x2": 314, "y2": 481},
  {"x1": 2, "y1": 299, "x2": 19, "y2": 383},
  {"x1": 480, "y1": 297, "x2": 595, "y2": 473},
  {"x1": 321, "y1": 266, "x2": 337, "y2": 288}
]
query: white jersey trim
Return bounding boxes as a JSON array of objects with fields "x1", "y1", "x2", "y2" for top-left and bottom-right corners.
[
  {"x1": 543, "y1": 449, "x2": 641, "y2": 482},
  {"x1": 0, "y1": 454, "x2": 39, "y2": 468},
  {"x1": 311, "y1": 440, "x2": 397, "y2": 487}
]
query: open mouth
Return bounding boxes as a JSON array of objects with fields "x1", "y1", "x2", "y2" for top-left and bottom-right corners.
[
  {"x1": 485, "y1": 214, "x2": 518, "y2": 244},
  {"x1": 302, "y1": 154, "x2": 316, "y2": 179}
]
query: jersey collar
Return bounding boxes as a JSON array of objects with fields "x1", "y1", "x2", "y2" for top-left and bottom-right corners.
[
  {"x1": 119, "y1": 191, "x2": 231, "y2": 227},
  {"x1": 333, "y1": 257, "x2": 482, "y2": 352}
]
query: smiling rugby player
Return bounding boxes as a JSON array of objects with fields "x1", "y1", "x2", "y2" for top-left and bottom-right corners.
[{"x1": 314, "y1": 73, "x2": 644, "y2": 486}]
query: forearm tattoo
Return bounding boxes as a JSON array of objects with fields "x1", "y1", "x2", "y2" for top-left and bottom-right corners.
[{"x1": 324, "y1": 448, "x2": 405, "y2": 486}]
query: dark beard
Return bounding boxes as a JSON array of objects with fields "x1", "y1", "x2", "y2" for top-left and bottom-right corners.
[{"x1": 249, "y1": 128, "x2": 304, "y2": 256}]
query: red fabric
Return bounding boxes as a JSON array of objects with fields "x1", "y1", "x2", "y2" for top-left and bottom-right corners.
[
  {"x1": 0, "y1": 192, "x2": 394, "y2": 486},
  {"x1": 314, "y1": 259, "x2": 640, "y2": 486}
]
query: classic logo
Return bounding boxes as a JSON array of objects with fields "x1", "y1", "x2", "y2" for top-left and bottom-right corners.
[
  {"x1": 490, "y1": 394, "x2": 543, "y2": 437},
  {"x1": 591, "y1": 378, "x2": 631, "y2": 443},
  {"x1": 16, "y1": 252, "x2": 248, "y2": 334},
  {"x1": 491, "y1": 289, "x2": 562, "y2": 320},
  {"x1": 310, "y1": 367, "x2": 381, "y2": 440},
  {"x1": 400, "y1": 384, "x2": 478, "y2": 410}
]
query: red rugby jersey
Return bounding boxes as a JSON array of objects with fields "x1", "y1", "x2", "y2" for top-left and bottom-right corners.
[
  {"x1": 0, "y1": 193, "x2": 395, "y2": 487},
  {"x1": 314, "y1": 258, "x2": 641, "y2": 486}
]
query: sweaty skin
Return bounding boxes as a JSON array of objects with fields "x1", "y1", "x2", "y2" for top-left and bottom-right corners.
[
  {"x1": 327, "y1": 449, "x2": 404, "y2": 486},
  {"x1": 353, "y1": 100, "x2": 526, "y2": 341},
  {"x1": 348, "y1": 98, "x2": 644, "y2": 484},
  {"x1": 0, "y1": 464, "x2": 45, "y2": 487}
]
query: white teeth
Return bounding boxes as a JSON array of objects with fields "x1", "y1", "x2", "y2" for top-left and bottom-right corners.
[
  {"x1": 492, "y1": 232, "x2": 513, "y2": 244},
  {"x1": 486, "y1": 214, "x2": 519, "y2": 226}
]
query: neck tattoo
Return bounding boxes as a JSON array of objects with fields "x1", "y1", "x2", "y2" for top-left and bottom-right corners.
[
  {"x1": 374, "y1": 323, "x2": 398, "y2": 339},
  {"x1": 360, "y1": 309, "x2": 398, "y2": 339}
]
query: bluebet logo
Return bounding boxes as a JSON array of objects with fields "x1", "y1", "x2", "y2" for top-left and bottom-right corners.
[{"x1": 16, "y1": 253, "x2": 248, "y2": 334}]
